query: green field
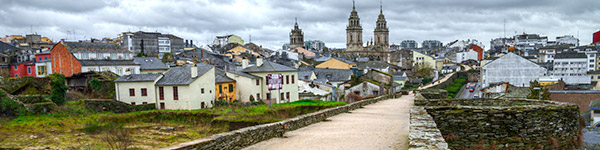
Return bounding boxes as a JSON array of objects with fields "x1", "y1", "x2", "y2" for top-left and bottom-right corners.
[{"x1": 0, "y1": 99, "x2": 346, "y2": 149}]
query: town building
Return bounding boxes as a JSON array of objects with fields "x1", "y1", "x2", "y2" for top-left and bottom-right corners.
[
  {"x1": 226, "y1": 59, "x2": 298, "y2": 104},
  {"x1": 215, "y1": 69, "x2": 236, "y2": 102},
  {"x1": 400, "y1": 40, "x2": 418, "y2": 49},
  {"x1": 213, "y1": 34, "x2": 244, "y2": 48},
  {"x1": 155, "y1": 64, "x2": 216, "y2": 110},
  {"x1": 412, "y1": 50, "x2": 436, "y2": 69},
  {"x1": 34, "y1": 51, "x2": 51, "y2": 77},
  {"x1": 290, "y1": 47, "x2": 316, "y2": 58},
  {"x1": 593, "y1": 30, "x2": 600, "y2": 44},
  {"x1": 455, "y1": 45, "x2": 484, "y2": 63},
  {"x1": 421, "y1": 40, "x2": 443, "y2": 49},
  {"x1": 114, "y1": 73, "x2": 163, "y2": 105},
  {"x1": 513, "y1": 33, "x2": 548, "y2": 50},
  {"x1": 304, "y1": 40, "x2": 326, "y2": 51},
  {"x1": 556, "y1": 35, "x2": 579, "y2": 46},
  {"x1": 120, "y1": 31, "x2": 184, "y2": 57},
  {"x1": 133, "y1": 57, "x2": 169, "y2": 74},
  {"x1": 480, "y1": 53, "x2": 547, "y2": 88},
  {"x1": 552, "y1": 52, "x2": 591, "y2": 85},
  {"x1": 50, "y1": 42, "x2": 139, "y2": 77},
  {"x1": 315, "y1": 57, "x2": 356, "y2": 70},
  {"x1": 289, "y1": 18, "x2": 304, "y2": 49}
]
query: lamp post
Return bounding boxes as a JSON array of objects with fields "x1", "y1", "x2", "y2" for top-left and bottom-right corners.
[{"x1": 533, "y1": 87, "x2": 541, "y2": 101}]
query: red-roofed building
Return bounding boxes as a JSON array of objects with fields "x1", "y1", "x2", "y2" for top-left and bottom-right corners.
[
  {"x1": 469, "y1": 45, "x2": 484, "y2": 60},
  {"x1": 50, "y1": 42, "x2": 139, "y2": 77},
  {"x1": 593, "y1": 30, "x2": 600, "y2": 44}
]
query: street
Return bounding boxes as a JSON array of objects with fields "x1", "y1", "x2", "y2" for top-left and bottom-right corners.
[{"x1": 457, "y1": 82, "x2": 480, "y2": 99}]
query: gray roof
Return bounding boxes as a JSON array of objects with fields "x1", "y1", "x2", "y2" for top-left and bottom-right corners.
[
  {"x1": 63, "y1": 42, "x2": 132, "y2": 53},
  {"x1": 315, "y1": 56, "x2": 332, "y2": 62},
  {"x1": 298, "y1": 67, "x2": 352, "y2": 82},
  {"x1": 115, "y1": 73, "x2": 162, "y2": 82},
  {"x1": 555, "y1": 52, "x2": 587, "y2": 59},
  {"x1": 0, "y1": 42, "x2": 20, "y2": 53},
  {"x1": 227, "y1": 70, "x2": 260, "y2": 79},
  {"x1": 156, "y1": 64, "x2": 214, "y2": 86},
  {"x1": 393, "y1": 76, "x2": 407, "y2": 81},
  {"x1": 215, "y1": 71, "x2": 235, "y2": 83},
  {"x1": 133, "y1": 57, "x2": 169, "y2": 70},
  {"x1": 358, "y1": 61, "x2": 398, "y2": 70},
  {"x1": 242, "y1": 61, "x2": 296, "y2": 73},
  {"x1": 79, "y1": 60, "x2": 138, "y2": 66},
  {"x1": 298, "y1": 70, "x2": 314, "y2": 80}
]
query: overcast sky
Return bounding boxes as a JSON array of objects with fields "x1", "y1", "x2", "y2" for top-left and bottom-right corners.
[{"x1": 1, "y1": 0, "x2": 599, "y2": 49}]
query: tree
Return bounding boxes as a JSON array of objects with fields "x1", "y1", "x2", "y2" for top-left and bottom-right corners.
[
  {"x1": 136, "y1": 52, "x2": 147, "y2": 57},
  {"x1": 49, "y1": 74, "x2": 68, "y2": 105},
  {"x1": 414, "y1": 62, "x2": 435, "y2": 79},
  {"x1": 161, "y1": 52, "x2": 173, "y2": 63},
  {"x1": 527, "y1": 80, "x2": 550, "y2": 100}
]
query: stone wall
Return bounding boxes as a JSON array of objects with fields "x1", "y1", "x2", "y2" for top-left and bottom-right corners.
[
  {"x1": 160, "y1": 95, "x2": 392, "y2": 150},
  {"x1": 84, "y1": 99, "x2": 155, "y2": 113},
  {"x1": 409, "y1": 106, "x2": 449, "y2": 150},
  {"x1": 414, "y1": 96, "x2": 581, "y2": 149}
]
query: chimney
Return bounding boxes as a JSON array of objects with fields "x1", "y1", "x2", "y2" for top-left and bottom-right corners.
[
  {"x1": 191, "y1": 64, "x2": 198, "y2": 78},
  {"x1": 190, "y1": 40, "x2": 193, "y2": 46},
  {"x1": 242, "y1": 58, "x2": 249, "y2": 69},
  {"x1": 185, "y1": 40, "x2": 189, "y2": 47},
  {"x1": 256, "y1": 57, "x2": 263, "y2": 66}
]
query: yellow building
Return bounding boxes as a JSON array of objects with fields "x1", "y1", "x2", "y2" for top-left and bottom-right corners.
[
  {"x1": 315, "y1": 58, "x2": 356, "y2": 70},
  {"x1": 216, "y1": 70, "x2": 236, "y2": 102},
  {"x1": 412, "y1": 50, "x2": 436, "y2": 69},
  {"x1": 538, "y1": 76, "x2": 560, "y2": 86}
]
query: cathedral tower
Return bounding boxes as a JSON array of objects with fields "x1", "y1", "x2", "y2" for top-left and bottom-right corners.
[
  {"x1": 290, "y1": 18, "x2": 304, "y2": 49},
  {"x1": 346, "y1": 0, "x2": 363, "y2": 51},
  {"x1": 373, "y1": 1, "x2": 389, "y2": 52}
]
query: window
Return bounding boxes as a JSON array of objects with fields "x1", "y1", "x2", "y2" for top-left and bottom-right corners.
[
  {"x1": 39, "y1": 57, "x2": 42, "y2": 61},
  {"x1": 281, "y1": 93, "x2": 284, "y2": 100},
  {"x1": 142, "y1": 102, "x2": 147, "y2": 104},
  {"x1": 291, "y1": 75, "x2": 295, "y2": 84},
  {"x1": 141, "y1": 88, "x2": 147, "y2": 96},
  {"x1": 131, "y1": 102, "x2": 136, "y2": 105},
  {"x1": 111, "y1": 53, "x2": 117, "y2": 59},
  {"x1": 13, "y1": 65, "x2": 17, "y2": 70},
  {"x1": 286, "y1": 75, "x2": 289, "y2": 84},
  {"x1": 159, "y1": 87, "x2": 164, "y2": 100},
  {"x1": 44, "y1": 56, "x2": 47, "y2": 60},
  {"x1": 160, "y1": 103, "x2": 165, "y2": 109},
  {"x1": 286, "y1": 92, "x2": 290, "y2": 99},
  {"x1": 37, "y1": 66, "x2": 47, "y2": 75},
  {"x1": 228, "y1": 84, "x2": 234, "y2": 92},
  {"x1": 257, "y1": 93, "x2": 260, "y2": 100},
  {"x1": 256, "y1": 79, "x2": 259, "y2": 85},
  {"x1": 82, "y1": 53, "x2": 88, "y2": 59},
  {"x1": 97, "y1": 53, "x2": 103, "y2": 59},
  {"x1": 219, "y1": 85, "x2": 222, "y2": 94},
  {"x1": 129, "y1": 88, "x2": 135, "y2": 96},
  {"x1": 173, "y1": 86, "x2": 179, "y2": 100},
  {"x1": 201, "y1": 88, "x2": 205, "y2": 94},
  {"x1": 27, "y1": 66, "x2": 31, "y2": 74}
]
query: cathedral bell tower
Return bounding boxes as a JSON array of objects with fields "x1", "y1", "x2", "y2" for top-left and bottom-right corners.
[
  {"x1": 373, "y1": 0, "x2": 389, "y2": 53},
  {"x1": 346, "y1": 0, "x2": 363, "y2": 51},
  {"x1": 290, "y1": 17, "x2": 304, "y2": 49}
]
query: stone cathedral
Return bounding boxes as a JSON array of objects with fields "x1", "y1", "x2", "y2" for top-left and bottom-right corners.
[{"x1": 345, "y1": 0, "x2": 390, "y2": 62}]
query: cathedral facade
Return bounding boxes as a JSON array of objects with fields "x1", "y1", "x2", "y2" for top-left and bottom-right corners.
[{"x1": 344, "y1": 0, "x2": 390, "y2": 62}]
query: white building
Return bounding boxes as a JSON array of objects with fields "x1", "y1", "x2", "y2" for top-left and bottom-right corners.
[
  {"x1": 481, "y1": 53, "x2": 547, "y2": 88},
  {"x1": 552, "y1": 52, "x2": 591, "y2": 85},
  {"x1": 556, "y1": 35, "x2": 579, "y2": 46},
  {"x1": 456, "y1": 50, "x2": 479, "y2": 63},
  {"x1": 226, "y1": 58, "x2": 299, "y2": 104},
  {"x1": 114, "y1": 64, "x2": 216, "y2": 110},
  {"x1": 514, "y1": 33, "x2": 548, "y2": 50}
]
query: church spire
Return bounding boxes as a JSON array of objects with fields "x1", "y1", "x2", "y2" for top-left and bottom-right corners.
[
  {"x1": 353, "y1": 0, "x2": 355, "y2": 10},
  {"x1": 379, "y1": 0, "x2": 382, "y2": 14},
  {"x1": 294, "y1": 17, "x2": 298, "y2": 29}
]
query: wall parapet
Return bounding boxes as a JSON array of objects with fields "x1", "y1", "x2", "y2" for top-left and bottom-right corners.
[
  {"x1": 409, "y1": 106, "x2": 449, "y2": 150},
  {"x1": 160, "y1": 95, "x2": 393, "y2": 150}
]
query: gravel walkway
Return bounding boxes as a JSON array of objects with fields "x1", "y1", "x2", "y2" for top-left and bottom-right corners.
[{"x1": 243, "y1": 94, "x2": 414, "y2": 150}]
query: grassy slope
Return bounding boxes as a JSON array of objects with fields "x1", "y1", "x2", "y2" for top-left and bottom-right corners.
[{"x1": 0, "y1": 99, "x2": 347, "y2": 149}]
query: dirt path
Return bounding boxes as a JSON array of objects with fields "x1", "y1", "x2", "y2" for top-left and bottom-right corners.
[
  {"x1": 419, "y1": 64, "x2": 472, "y2": 89},
  {"x1": 243, "y1": 94, "x2": 414, "y2": 150}
]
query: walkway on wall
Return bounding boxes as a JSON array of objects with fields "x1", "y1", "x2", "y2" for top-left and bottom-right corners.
[{"x1": 243, "y1": 93, "x2": 414, "y2": 150}]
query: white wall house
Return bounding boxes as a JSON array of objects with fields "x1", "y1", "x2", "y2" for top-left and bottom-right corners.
[
  {"x1": 114, "y1": 74, "x2": 163, "y2": 105},
  {"x1": 456, "y1": 50, "x2": 479, "y2": 63},
  {"x1": 227, "y1": 59, "x2": 299, "y2": 104},
  {"x1": 481, "y1": 53, "x2": 547, "y2": 88},
  {"x1": 155, "y1": 64, "x2": 216, "y2": 110},
  {"x1": 114, "y1": 64, "x2": 216, "y2": 110}
]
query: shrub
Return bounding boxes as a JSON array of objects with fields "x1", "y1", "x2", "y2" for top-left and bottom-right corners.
[
  {"x1": 49, "y1": 74, "x2": 68, "y2": 105},
  {"x1": 444, "y1": 76, "x2": 467, "y2": 98},
  {"x1": 0, "y1": 90, "x2": 29, "y2": 117}
]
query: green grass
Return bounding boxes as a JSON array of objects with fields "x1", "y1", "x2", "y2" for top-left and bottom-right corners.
[
  {"x1": 445, "y1": 76, "x2": 467, "y2": 98},
  {"x1": 0, "y1": 99, "x2": 347, "y2": 149}
]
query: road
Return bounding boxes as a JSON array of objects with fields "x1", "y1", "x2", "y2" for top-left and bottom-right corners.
[
  {"x1": 457, "y1": 82, "x2": 480, "y2": 99},
  {"x1": 243, "y1": 93, "x2": 415, "y2": 150}
]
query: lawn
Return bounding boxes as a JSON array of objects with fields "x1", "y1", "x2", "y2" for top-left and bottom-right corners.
[
  {"x1": 444, "y1": 76, "x2": 467, "y2": 98},
  {"x1": 0, "y1": 99, "x2": 347, "y2": 149}
]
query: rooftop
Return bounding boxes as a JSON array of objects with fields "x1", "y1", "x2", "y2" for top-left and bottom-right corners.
[
  {"x1": 115, "y1": 73, "x2": 162, "y2": 82},
  {"x1": 242, "y1": 61, "x2": 296, "y2": 73},
  {"x1": 156, "y1": 64, "x2": 214, "y2": 86},
  {"x1": 133, "y1": 57, "x2": 169, "y2": 70},
  {"x1": 63, "y1": 42, "x2": 132, "y2": 53}
]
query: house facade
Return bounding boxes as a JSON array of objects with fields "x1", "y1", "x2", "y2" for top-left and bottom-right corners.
[
  {"x1": 552, "y1": 52, "x2": 591, "y2": 85},
  {"x1": 50, "y1": 42, "x2": 139, "y2": 77},
  {"x1": 155, "y1": 64, "x2": 216, "y2": 110},
  {"x1": 481, "y1": 53, "x2": 547, "y2": 88},
  {"x1": 412, "y1": 50, "x2": 436, "y2": 69},
  {"x1": 34, "y1": 51, "x2": 51, "y2": 77},
  {"x1": 216, "y1": 70, "x2": 236, "y2": 102},
  {"x1": 114, "y1": 74, "x2": 163, "y2": 105}
]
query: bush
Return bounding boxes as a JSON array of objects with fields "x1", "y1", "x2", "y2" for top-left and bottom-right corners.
[
  {"x1": 0, "y1": 90, "x2": 29, "y2": 117},
  {"x1": 444, "y1": 76, "x2": 467, "y2": 98},
  {"x1": 49, "y1": 74, "x2": 68, "y2": 105}
]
